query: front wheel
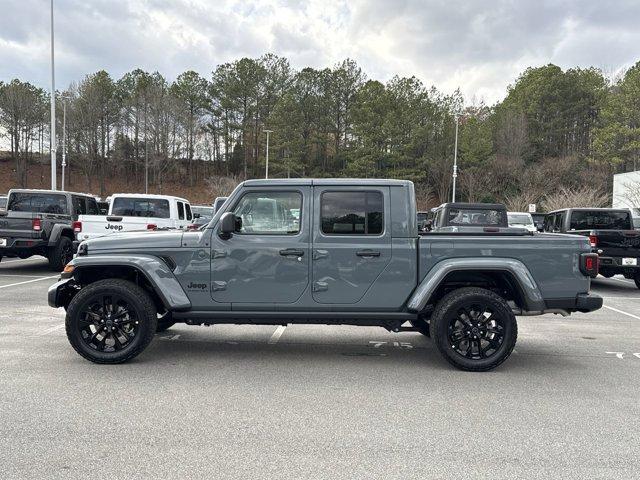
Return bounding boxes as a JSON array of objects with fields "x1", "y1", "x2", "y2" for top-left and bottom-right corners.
[
  {"x1": 65, "y1": 279, "x2": 158, "y2": 364},
  {"x1": 48, "y1": 236, "x2": 73, "y2": 271},
  {"x1": 430, "y1": 287, "x2": 517, "y2": 372}
]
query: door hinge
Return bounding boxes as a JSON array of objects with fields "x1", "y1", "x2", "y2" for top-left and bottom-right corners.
[
  {"x1": 313, "y1": 249, "x2": 329, "y2": 261},
  {"x1": 313, "y1": 281, "x2": 328, "y2": 292}
]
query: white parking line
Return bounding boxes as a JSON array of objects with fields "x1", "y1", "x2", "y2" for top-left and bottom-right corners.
[
  {"x1": 38, "y1": 324, "x2": 65, "y2": 335},
  {"x1": 268, "y1": 325, "x2": 287, "y2": 344},
  {"x1": 0, "y1": 275, "x2": 59, "y2": 290},
  {"x1": 603, "y1": 305, "x2": 640, "y2": 321},
  {"x1": 0, "y1": 257, "x2": 47, "y2": 263},
  {"x1": 0, "y1": 274, "x2": 54, "y2": 278}
]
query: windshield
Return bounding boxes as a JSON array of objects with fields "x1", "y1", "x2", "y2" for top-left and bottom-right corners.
[
  {"x1": 508, "y1": 214, "x2": 533, "y2": 225},
  {"x1": 569, "y1": 210, "x2": 631, "y2": 230}
]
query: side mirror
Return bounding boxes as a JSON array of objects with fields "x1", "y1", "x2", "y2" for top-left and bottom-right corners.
[
  {"x1": 193, "y1": 213, "x2": 201, "y2": 219},
  {"x1": 219, "y1": 212, "x2": 240, "y2": 238},
  {"x1": 425, "y1": 219, "x2": 433, "y2": 231}
]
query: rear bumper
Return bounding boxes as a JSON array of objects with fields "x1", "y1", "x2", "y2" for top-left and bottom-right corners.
[
  {"x1": 598, "y1": 256, "x2": 640, "y2": 270},
  {"x1": 0, "y1": 237, "x2": 48, "y2": 256},
  {"x1": 545, "y1": 293, "x2": 603, "y2": 313}
]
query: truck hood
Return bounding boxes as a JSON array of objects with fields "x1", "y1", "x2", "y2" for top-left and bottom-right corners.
[{"x1": 82, "y1": 230, "x2": 184, "y2": 252}]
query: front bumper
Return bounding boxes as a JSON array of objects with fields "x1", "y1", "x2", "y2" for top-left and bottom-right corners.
[{"x1": 47, "y1": 278, "x2": 78, "y2": 308}]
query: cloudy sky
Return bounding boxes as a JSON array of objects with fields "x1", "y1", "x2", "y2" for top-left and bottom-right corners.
[{"x1": 1, "y1": 0, "x2": 639, "y2": 103}]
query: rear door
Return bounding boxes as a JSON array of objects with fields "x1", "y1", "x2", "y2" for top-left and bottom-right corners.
[{"x1": 311, "y1": 186, "x2": 392, "y2": 304}]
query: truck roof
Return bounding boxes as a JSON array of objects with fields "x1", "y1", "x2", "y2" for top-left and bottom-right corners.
[
  {"x1": 432, "y1": 202, "x2": 506, "y2": 211},
  {"x1": 548, "y1": 207, "x2": 631, "y2": 214},
  {"x1": 242, "y1": 178, "x2": 413, "y2": 187},
  {"x1": 110, "y1": 193, "x2": 190, "y2": 203},
  {"x1": 7, "y1": 188, "x2": 95, "y2": 198}
]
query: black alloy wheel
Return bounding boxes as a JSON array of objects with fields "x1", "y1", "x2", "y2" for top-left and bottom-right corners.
[
  {"x1": 66, "y1": 279, "x2": 157, "y2": 363},
  {"x1": 430, "y1": 287, "x2": 517, "y2": 371}
]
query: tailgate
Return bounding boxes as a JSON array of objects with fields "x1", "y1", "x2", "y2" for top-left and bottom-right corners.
[
  {"x1": 0, "y1": 211, "x2": 40, "y2": 240},
  {"x1": 77, "y1": 215, "x2": 154, "y2": 241},
  {"x1": 594, "y1": 230, "x2": 640, "y2": 257}
]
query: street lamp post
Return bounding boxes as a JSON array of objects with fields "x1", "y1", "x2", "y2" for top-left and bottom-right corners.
[
  {"x1": 264, "y1": 129, "x2": 273, "y2": 179},
  {"x1": 452, "y1": 114, "x2": 459, "y2": 202},
  {"x1": 50, "y1": 0, "x2": 57, "y2": 190},
  {"x1": 61, "y1": 101, "x2": 66, "y2": 190}
]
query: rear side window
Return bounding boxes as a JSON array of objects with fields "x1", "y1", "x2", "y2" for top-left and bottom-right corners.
[
  {"x1": 570, "y1": 210, "x2": 632, "y2": 230},
  {"x1": 321, "y1": 191, "x2": 383, "y2": 235},
  {"x1": 111, "y1": 197, "x2": 171, "y2": 219},
  {"x1": 72, "y1": 196, "x2": 87, "y2": 215},
  {"x1": 86, "y1": 198, "x2": 99, "y2": 215},
  {"x1": 8, "y1": 193, "x2": 68, "y2": 214},
  {"x1": 177, "y1": 202, "x2": 185, "y2": 220}
]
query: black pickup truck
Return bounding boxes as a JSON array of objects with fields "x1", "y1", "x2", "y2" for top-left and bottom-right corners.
[
  {"x1": 544, "y1": 208, "x2": 640, "y2": 287},
  {"x1": 0, "y1": 189, "x2": 99, "y2": 270}
]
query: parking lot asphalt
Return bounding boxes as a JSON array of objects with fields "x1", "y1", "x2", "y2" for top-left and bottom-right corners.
[{"x1": 1, "y1": 257, "x2": 639, "y2": 479}]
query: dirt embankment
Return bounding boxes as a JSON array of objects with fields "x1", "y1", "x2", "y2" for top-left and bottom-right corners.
[{"x1": 0, "y1": 157, "x2": 217, "y2": 205}]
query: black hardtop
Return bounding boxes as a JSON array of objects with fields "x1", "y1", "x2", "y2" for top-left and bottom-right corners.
[
  {"x1": 547, "y1": 207, "x2": 631, "y2": 215},
  {"x1": 8, "y1": 188, "x2": 95, "y2": 198},
  {"x1": 433, "y1": 202, "x2": 506, "y2": 211}
]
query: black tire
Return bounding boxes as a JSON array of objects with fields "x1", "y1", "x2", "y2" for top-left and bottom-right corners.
[
  {"x1": 65, "y1": 279, "x2": 158, "y2": 364},
  {"x1": 156, "y1": 312, "x2": 175, "y2": 333},
  {"x1": 48, "y1": 236, "x2": 73, "y2": 271},
  {"x1": 430, "y1": 287, "x2": 517, "y2": 372}
]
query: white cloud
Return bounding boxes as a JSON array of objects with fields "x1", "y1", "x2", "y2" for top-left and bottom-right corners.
[{"x1": 1, "y1": 0, "x2": 638, "y2": 103}]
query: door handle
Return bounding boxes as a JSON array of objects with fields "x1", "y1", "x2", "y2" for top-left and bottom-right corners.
[
  {"x1": 356, "y1": 249, "x2": 381, "y2": 257},
  {"x1": 279, "y1": 248, "x2": 305, "y2": 257}
]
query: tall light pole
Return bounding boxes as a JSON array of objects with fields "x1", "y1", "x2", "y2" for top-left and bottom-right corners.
[
  {"x1": 61, "y1": 101, "x2": 66, "y2": 190},
  {"x1": 451, "y1": 114, "x2": 459, "y2": 202},
  {"x1": 49, "y1": 0, "x2": 57, "y2": 190},
  {"x1": 264, "y1": 129, "x2": 273, "y2": 179}
]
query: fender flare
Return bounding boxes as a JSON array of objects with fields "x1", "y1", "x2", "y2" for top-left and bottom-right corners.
[
  {"x1": 68, "y1": 254, "x2": 191, "y2": 311},
  {"x1": 407, "y1": 257, "x2": 545, "y2": 312},
  {"x1": 48, "y1": 224, "x2": 74, "y2": 246}
]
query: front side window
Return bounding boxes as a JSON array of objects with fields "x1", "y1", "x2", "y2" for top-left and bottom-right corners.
[
  {"x1": 8, "y1": 193, "x2": 68, "y2": 214},
  {"x1": 111, "y1": 197, "x2": 171, "y2": 219},
  {"x1": 233, "y1": 191, "x2": 301, "y2": 235},
  {"x1": 185, "y1": 203, "x2": 192, "y2": 221},
  {"x1": 72, "y1": 196, "x2": 86, "y2": 216},
  {"x1": 86, "y1": 198, "x2": 99, "y2": 215},
  {"x1": 321, "y1": 191, "x2": 383, "y2": 235}
]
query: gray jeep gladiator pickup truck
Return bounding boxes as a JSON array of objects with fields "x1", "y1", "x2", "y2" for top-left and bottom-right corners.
[
  {"x1": 49, "y1": 179, "x2": 602, "y2": 371},
  {"x1": 1, "y1": 189, "x2": 99, "y2": 270}
]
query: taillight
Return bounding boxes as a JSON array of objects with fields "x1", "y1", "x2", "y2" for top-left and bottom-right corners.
[
  {"x1": 580, "y1": 253, "x2": 599, "y2": 278},
  {"x1": 72, "y1": 221, "x2": 82, "y2": 233},
  {"x1": 32, "y1": 218, "x2": 41, "y2": 231},
  {"x1": 588, "y1": 234, "x2": 597, "y2": 248},
  {"x1": 147, "y1": 224, "x2": 157, "y2": 230}
]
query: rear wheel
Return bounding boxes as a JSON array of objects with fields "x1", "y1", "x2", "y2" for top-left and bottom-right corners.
[
  {"x1": 48, "y1": 236, "x2": 73, "y2": 271},
  {"x1": 65, "y1": 279, "x2": 157, "y2": 364},
  {"x1": 430, "y1": 287, "x2": 517, "y2": 372}
]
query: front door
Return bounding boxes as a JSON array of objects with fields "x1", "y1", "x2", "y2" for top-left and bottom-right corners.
[
  {"x1": 210, "y1": 187, "x2": 310, "y2": 304},
  {"x1": 312, "y1": 186, "x2": 392, "y2": 304}
]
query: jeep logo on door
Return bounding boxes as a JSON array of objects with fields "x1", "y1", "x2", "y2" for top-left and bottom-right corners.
[{"x1": 187, "y1": 282, "x2": 208, "y2": 291}]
